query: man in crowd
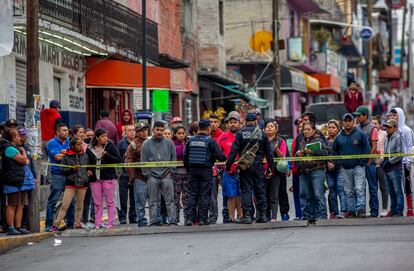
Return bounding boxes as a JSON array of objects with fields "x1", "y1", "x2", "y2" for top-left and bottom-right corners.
[
  {"x1": 184, "y1": 119, "x2": 226, "y2": 226},
  {"x1": 333, "y1": 113, "x2": 371, "y2": 218},
  {"x1": 209, "y1": 114, "x2": 223, "y2": 141},
  {"x1": 95, "y1": 110, "x2": 118, "y2": 144},
  {"x1": 141, "y1": 121, "x2": 177, "y2": 226},
  {"x1": 226, "y1": 112, "x2": 274, "y2": 224},
  {"x1": 389, "y1": 107, "x2": 414, "y2": 216},
  {"x1": 40, "y1": 100, "x2": 63, "y2": 143},
  {"x1": 354, "y1": 106, "x2": 379, "y2": 217},
  {"x1": 125, "y1": 122, "x2": 149, "y2": 227},
  {"x1": 117, "y1": 125, "x2": 137, "y2": 224},
  {"x1": 45, "y1": 123, "x2": 74, "y2": 231},
  {"x1": 344, "y1": 81, "x2": 364, "y2": 113},
  {"x1": 218, "y1": 112, "x2": 241, "y2": 223}
]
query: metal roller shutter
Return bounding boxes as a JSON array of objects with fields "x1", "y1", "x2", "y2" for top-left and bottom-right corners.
[
  {"x1": 53, "y1": 77, "x2": 61, "y2": 103},
  {"x1": 15, "y1": 61, "x2": 27, "y2": 124}
]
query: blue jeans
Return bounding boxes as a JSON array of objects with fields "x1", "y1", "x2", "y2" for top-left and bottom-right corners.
[
  {"x1": 299, "y1": 170, "x2": 327, "y2": 221},
  {"x1": 385, "y1": 169, "x2": 404, "y2": 216},
  {"x1": 339, "y1": 166, "x2": 366, "y2": 214},
  {"x1": 134, "y1": 179, "x2": 148, "y2": 225},
  {"x1": 326, "y1": 170, "x2": 339, "y2": 215},
  {"x1": 337, "y1": 172, "x2": 347, "y2": 213},
  {"x1": 45, "y1": 174, "x2": 75, "y2": 227},
  {"x1": 365, "y1": 164, "x2": 379, "y2": 216},
  {"x1": 293, "y1": 174, "x2": 302, "y2": 218}
]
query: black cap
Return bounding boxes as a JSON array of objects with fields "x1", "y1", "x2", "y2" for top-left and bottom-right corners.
[
  {"x1": 136, "y1": 122, "x2": 149, "y2": 132},
  {"x1": 342, "y1": 113, "x2": 354, "y2": 121},
  {"x1": 246, "y1": 112, "x2": 257, "y2": 121},
  {"x1": 198, "y1": 119, "x2": 211, "y2": 129},
  {"x1": 5, "y1": 119, "x2": 18, "y2": 127}
]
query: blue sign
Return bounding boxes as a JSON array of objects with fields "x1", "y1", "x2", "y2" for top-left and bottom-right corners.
[
  {"x1": 360, "y1": 27, "x2": 373, "y2": 40},
  {"x1": 134, "y1": 111, "x2": 153, "y2": 119}
]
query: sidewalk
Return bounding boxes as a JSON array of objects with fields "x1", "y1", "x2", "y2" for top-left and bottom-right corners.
[{"x1": 0, "y1": 232, "x2": 54, "y2": 254}]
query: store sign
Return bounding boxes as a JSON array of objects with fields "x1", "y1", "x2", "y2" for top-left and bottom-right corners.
[
  {"x1": 392, "y1": 0, "x2": 406, "y2": 9},
  {"x1": 288, "y1": 38, "x2": 303, "y2": 62},
  {"x1": 133, "y1": 88, "x2": 143, "y2": 111},
  {"x1": 326, "y1": 49, "x2": 338, "y2": 77},
  {"x1": 13, "y1": 32, "x2": 83, "y2": 72},
  {"x1": 68, "y1": 74, "x2": 85, "y2": 111}
]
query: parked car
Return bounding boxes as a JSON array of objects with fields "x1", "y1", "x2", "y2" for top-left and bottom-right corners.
[{"x1": 305, "y1": 102, "x2": 348, "y2": 135}]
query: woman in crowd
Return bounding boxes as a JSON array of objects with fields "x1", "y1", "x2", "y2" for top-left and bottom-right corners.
[
  {"x1": 116, "y1": 109, "x2": 134, "y2": 141},
  {"x1": 296, "y1": 122, "x2": 328, "y2": 223},
  {"x1": 326, "y1": 120, "x2": 346, "y2": 219},
  {"x1": 372, "y1": 116, "x2": 389, "y2": 217},
  {"x1": 52, "y1": 137, "x2": 91, "y2": 231},
  {"x1": 86, "y1": 128, "x2": 121, "y2": 228},
  {"x1": 1, "y1": 128, "x2": 35, "y2": 235},
  {"x1": 171, "y1": 126, "x2": 189, "y2": 224},
  {"x1": 163, "y1": 127, "x2": 173, "y2": 140},
  {"x1": 71, "y1": 124, "x2": 87, "y2": 151},
  {"x1": 291, "y1": 118, "x2": 304, "y2": 220},
  {"x1": 264, "y1": 119, "x2": 288, "y2": 221}
]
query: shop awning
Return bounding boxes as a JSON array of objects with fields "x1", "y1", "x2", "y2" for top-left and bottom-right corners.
[
  {"x1": 305, "y1": 74, "x2": 319, "y2": 93},
  {"x1": 86, "y1": 57, "x2": 170, "y2": 89},
  {"x1": 281, "y1": 66, "x2": 307, "y2": 93},
  {"x1": 379, "y1": 65, "x2": 400, "y2": 80},
  {"x1": 310, "y1": 74, "x2": 340, "y2": 95},
  {"x1": 213, "y1": 83, "x2": 270, "y2": 108}
]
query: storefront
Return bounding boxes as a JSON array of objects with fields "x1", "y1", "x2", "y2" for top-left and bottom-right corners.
[
  {"x1": 309, "y1": 73, "x2": 341, "y2": 102},
  {"x1": 85, "y1": 58, "x2": 195, "y2": 128}
]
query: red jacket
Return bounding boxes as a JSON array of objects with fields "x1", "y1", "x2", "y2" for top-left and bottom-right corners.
[
  {"x1": 211, "y1": 128, "x2": 223, "y2": 142},
  {"x1": 40, "y1": 108, "x2": 62, "y2": 141},
  {"x1": 344, "y1": 90, "x2": 363, "y2": 113}
]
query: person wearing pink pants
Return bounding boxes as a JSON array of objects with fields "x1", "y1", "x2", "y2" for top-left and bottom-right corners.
[
  {"x1": 90, "y1": 179, "x2": 117, "y2": 228},
  {"x1": 86, "y1": 128, "x2": 121, "y2": 229}
]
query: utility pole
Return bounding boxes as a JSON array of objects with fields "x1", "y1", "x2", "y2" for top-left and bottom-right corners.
[
  {"x1": 272, "y1": 0, "x2": 281, "y2": 114},
  {"x1": 367, "y1": 0, "x2": 373, "y2": 92},
  {"x1": 400, "y1": 1, "x2": 407, "y2": 93},
  {"x1": 26, "y1": 0, "x2": 40, "y2": 233},
  {"x1": 141, "y1": 0, "x2": 147, "y2": 111}
]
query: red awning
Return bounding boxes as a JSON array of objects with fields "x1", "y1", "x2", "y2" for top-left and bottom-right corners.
[
  {"x1": 86, "y1": 57, "x2": 170, "y2": 89},
  {"x1": 379, "y1": 65, "x2": 400, "y2": 80},
  {"x1": 309, "y1": 73, "x2": 340, "y2": 95}
]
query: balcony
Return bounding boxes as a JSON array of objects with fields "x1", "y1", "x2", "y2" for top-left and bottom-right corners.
[{"x1": 13, "y1": 0, "x2": 159, "y2": 63}]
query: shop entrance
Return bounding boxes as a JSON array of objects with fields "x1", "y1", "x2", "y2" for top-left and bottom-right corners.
[{"x1": 86, "y1": 88, "x2": 132, "y2": 129}]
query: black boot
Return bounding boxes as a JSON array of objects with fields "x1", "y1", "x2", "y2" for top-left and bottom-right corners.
[{"x1": 255, "y1": 210, "x2": 267, "y2": 223}]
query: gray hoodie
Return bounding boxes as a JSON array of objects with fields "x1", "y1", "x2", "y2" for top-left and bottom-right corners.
[
  {"x1": 393, "y1": 107, "x2": 414, "y2": 164},
  {"x1": 384, "y1": 130, "x2": 403, "y2": 169},
  {"x1": 141, "y1": 136, "x2": 177, "y2": 178}
]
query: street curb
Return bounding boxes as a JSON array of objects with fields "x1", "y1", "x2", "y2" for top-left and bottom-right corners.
[
  {"x1": 60, "y1": 217, "x2": 414, "y2": 238},
  {"x1": 0, "y1": 232, "x2": 54, "y2": 255},
  {"x1": 61, "y1": 221, "x2": 309, "y2": 237}
]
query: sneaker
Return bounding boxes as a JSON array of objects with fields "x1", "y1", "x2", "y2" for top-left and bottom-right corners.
[
  {"x1": 270, "y1": 219, "x2": 277, "y2": 222},
  {"x1": 44, "y1": 226, "x2": 52, "y2": 232},
  {"x1": 168, "y1": 223, "x2": 179, "y2": 226},
  {"x1": 356, "y1": 209, "x2": 367, "y2": 218},
  {"x1": 406, "y1": 210, "x2": 414, "y2": 217},
  {"x1": 66, "y1": 224, "x2": 74, "y2": 230},
  {"x1": 368, "y1": 213, "x2": 378, "y2": 218},
  {"x1": 199, "y1": 221, "x2": 209, "y2": 226},
  {"x1": 337, "y1": 213, "x2": 345, "y2": 219},
  {"x1": 380, "y1": 209, "x2": 388, "y2": 217},
  {"x1": 138, "y1": 222, "x2": 148, "y2": 227},
  {"x1": 51, "y1": 226, "x2": 59, "y2": 232},
  {"x1": 281, "y1": 214, "x2": 290, "y2": 221},
  {"x1": 209, "y1": 220, "x2": 217, "y2": 225},
  {"x1": 7, "y1": 228, "x2": 21, "y2": 235},
  {"x1": 343, "y1": 211, "x2": 353, "y2": 218},
  {"x1": 17, "y1": 228, "x2": 31, "y2": 235},
  {"x1": 255, "y1": 216, "x2": 267, "y2": 223},
  {"x1": 381, "y1": 211, "x2": 393, "y2": 217},
  {"x1": 329, "y1": 212, "x2": 337, "y2": 219},
  {"x1": 75, "y1": 223, "x2": 89, "y2": 229},
  {"x1": 184, "y1": 220, "x2": 193, "y2": 226},
  {"x1": 307, "y1": 219, "x2": 317, "y2": 225},
  {"x1": 119, "y1": 220, "x2": 127, "y2": 225},
  {"x1": 293, "y1": 217, "x2": 302, "y2": 221}
]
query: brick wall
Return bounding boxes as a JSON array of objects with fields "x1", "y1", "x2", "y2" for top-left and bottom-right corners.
[
  {"x1": 158, "y1": 0, "x2": 183, "y2": 59},
  {"x1": 197, "y1": 0, "x2": 226, "y2": 73},
  {"x1": 115, "y1": 0, "x2": 159, "y2": 23}
]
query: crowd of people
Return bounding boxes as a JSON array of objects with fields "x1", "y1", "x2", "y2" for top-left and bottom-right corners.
[{"x1": 0, "y1": 98, "x2": 413, "y2": 235}]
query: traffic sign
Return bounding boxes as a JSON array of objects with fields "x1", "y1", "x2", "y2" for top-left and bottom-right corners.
[{"x1": 360, "y1": 27, "x2": 373, "y2": 40}]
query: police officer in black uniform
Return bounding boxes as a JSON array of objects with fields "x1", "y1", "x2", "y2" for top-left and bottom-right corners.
[
  {"x1": 184, "y1": 119, "x2": 226, "y2": 226},
  {"x1": 226, "y1": 112, "x2": 274, "y2": 224}
]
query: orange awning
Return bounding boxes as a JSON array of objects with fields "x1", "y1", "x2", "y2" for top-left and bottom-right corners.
[
  {"x1": 305, "y1": 74, "x2": 319, "y2": 93},
  {"x1": 311, "y1": 74, "x2": 340, "y2": 95},
  {"x1": 86, "y1": 57, "x2": 170, "y2": 89}
]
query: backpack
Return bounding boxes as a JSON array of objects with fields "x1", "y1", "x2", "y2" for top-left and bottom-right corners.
[{"x1": 237, "y1": 127, "x2": 261, "y2": 171}]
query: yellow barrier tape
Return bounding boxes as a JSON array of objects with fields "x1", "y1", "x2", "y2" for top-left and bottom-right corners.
[{"x1": 42, "y1": 153, "x2": 414, "y2": 169}]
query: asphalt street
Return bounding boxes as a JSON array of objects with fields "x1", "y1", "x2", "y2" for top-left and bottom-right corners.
[{"x1": 2, "y1": 224, "x2": 414, "y2": 271}]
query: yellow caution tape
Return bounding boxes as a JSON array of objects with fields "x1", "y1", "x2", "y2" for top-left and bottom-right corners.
[{"x1": 42, "y1": 153, "x2": 414, "y2": 169}]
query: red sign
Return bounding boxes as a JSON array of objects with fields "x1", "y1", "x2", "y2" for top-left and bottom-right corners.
[{"x1": 392, "y1": 0, "x2": 406, "y2": 9}]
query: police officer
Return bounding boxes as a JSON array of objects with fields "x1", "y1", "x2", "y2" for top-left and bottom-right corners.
[
  {"x1": 184, "y1": 119, "x2": 226, "y2": 226},
  {"x1": 226, "y1": 112, "x2": 274, "y2": 224}
]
